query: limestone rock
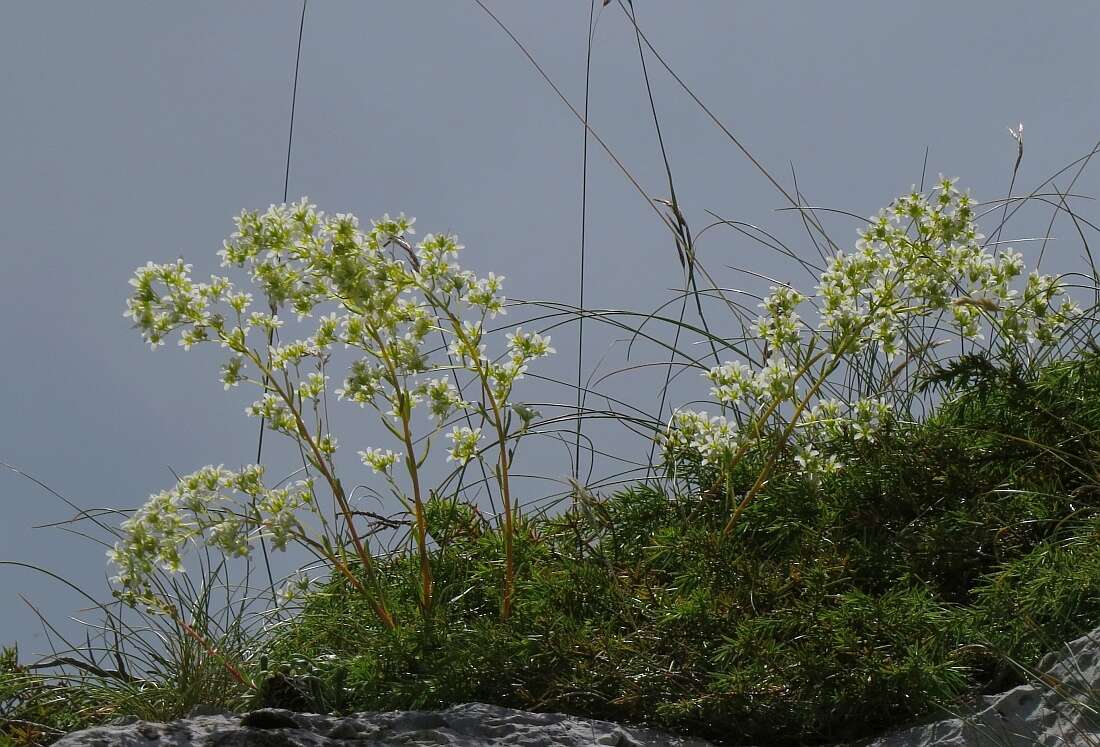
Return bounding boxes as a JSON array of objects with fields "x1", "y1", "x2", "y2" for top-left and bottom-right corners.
[
  {"x1": 52, "y1": 702, "x2": 718, "y2": 747},
  {"x1": 862, "y1": 623, "x2": 1100, "y2": 746}
]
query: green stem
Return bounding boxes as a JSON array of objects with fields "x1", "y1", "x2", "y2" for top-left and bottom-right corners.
[
  {"x1": 421, "y1": 284, "x2": 518, "y2": 621},
  {"x1": 722, "y1": 357, "x2": 839, "y2": 537},
  {"x1": 360, "y1": 322, "x2": 434, "y2": 617},
  {"x1": 482, "y1": 376, "x2": 516, "y2": 620},
  {"x1": 717, "y1": 327, "x2": 864, "y2": 538},
  {"x1": 399, "y1": 402, "x2": 434, "y2": 614},
  {"x1": 242, "y1": 342, "x2": 396, "y2": 629}
]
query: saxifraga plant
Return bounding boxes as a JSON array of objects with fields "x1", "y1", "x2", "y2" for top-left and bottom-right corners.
[
  {"x1": 112, "y1": 201, "x2": 554, "y2": 640},
  {"x1": 658, "y1": 176, "x2": 1082, "y2": 536}
]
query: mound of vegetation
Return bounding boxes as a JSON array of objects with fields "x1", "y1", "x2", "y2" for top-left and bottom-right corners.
[
  {"x1": 7, "y1": 181, "x2": 1099, "y2": 747},
  {"x1": 255, "y1": 351, "x2": 1100, "y2": 746}
]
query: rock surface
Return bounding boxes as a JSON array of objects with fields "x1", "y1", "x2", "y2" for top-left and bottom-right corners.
[
  {"x1": 52, "y1": 702, "x2": 717, "y2": 747},
  {"x1": 53, "y1": 624, "x2": 1100, "y2": 747},
  {"x1": 862, "y1": 623, "x2": 1100, "y2": 746}
]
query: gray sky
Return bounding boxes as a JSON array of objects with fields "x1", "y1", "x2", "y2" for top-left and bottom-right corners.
[{"x1": 3, "y1": 2, "x2": 1099, "y2": 657}]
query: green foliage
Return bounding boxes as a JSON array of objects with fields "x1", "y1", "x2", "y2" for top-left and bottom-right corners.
[
  {"x1": 0, "y1": 564, "x2": 260, "y2": 747},
  {"x1": 251, "y1": 352, "x2": 1100, "y2": 745},
  {"x1": 0, "y1": 647, "x2": 105, "y2": 747},
  {"x1": 13, "y1": 176, "x2": 1100, "y2": 747},
  {"x1": 21, "y1": 347, "x2": 1098, "y2": 745}
]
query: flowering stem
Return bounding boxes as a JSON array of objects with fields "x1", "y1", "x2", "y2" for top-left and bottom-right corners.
[
  {"x1": 245, "y1": 346, "x2": 396, "y2": 629},
  {"x1": 399, "y1": 405, "x2": 434, "y2": 615},
  {"x1": 358, "y1": 317, "x2": 434, "y2": 618},
  {"x1": 722, "y1": 354, "x2": 838, "y2": 538},
  {"x1": 718, "y1": 347, "x2": 830, "y2": 479},
  {"x1": 430, "y1": 290, "x2": 517, "y2": 621},
  {"x1": 482, "y1": 378, "x2": 516, "y2": 620},
  {"x1": 718, "y1": 328, "x2": 866, "y2": 538}
]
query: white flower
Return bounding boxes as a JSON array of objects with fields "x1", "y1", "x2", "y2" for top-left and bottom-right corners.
[
  {"x1": 756, "y1": 354, "x2": 795, "y2": 399},
  {"x1": 705, "y1": 360, "x2": 758, "y2": 405},
  {"x1": 660, "y1": 409, "x2": 740, "y2": 468},
  {"x1": 359, "y1": 447, "x2": 401, "y2": 474},
  {"x1": 446, "y1": 426, "x2": 482, "y2": 465},
  {"x1": 298, "y1": 371, "x2": 329, "y2": 400},
  {"x1": 419, "y1": 377, "x2": 468, "y2": 423},
  {"x1": 506, "y1": 327, "x2": 555, "y2": 359},
  {"x1": 278, "y1": 573, "x2": 314, "y2": 605}
]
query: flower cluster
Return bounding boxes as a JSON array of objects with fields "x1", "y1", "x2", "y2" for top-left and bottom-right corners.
[
  {"x1": 756, "y1": 285, "x2": 805, "y2": 350},
  {"x1": 446, "y1": 426, "x2": 482, "y2": 464},
  {"x1": 122, "y1": 199, "x2": 552, "y2": 460},
  {"x1": 703, "y1": 354, "x2": 796, "y2": 410},
  {"x1": 660, "y1": 410, "x2": 739, "y2": 467},
  {"x1": 359, "y1": 447, "x2": 400, "y2": 474},
  {"x1": 487, "y1": 327, "x2": 555, "y2": 403},
  {"x1": 107, "y1": 465, "x2": 315, "y2": 608},
  {"x1": 663, "y1": 178, "x2": 1081, "y2": 486},
  {"x1": 814, "y1": 176, "x2": 1078, "y2": 356},
  {"x1": 463, "y1": 271, "x2": 507, "y2": 318},
  {"x1": 417, "y1": 377, "x2": 469, "y2": 424}
]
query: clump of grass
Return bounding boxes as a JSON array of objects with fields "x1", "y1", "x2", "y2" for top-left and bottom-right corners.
[
  {"x1": 0, "y1": 646, "x2": 113, "y2": 747},
  {"x1": 0, "y1": 550, "x2": 261, "y2": 747},
  {"x1": 253, "y1": 350, "x2": 1100, "y2": 746}
]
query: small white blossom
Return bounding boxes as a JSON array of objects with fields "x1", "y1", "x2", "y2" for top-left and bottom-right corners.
[
  {"x1": 705, "y1": 361, "x2": 759, "y2": 406},
  {"x1": 446, "y1": 426, "x2": 482, "y2": 465},
  {"x1": 359, "y1": 447, "x2": 401, "y2": 474}
]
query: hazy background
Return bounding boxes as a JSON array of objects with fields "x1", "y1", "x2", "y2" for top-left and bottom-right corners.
[{"x1": 3, "y1": 2, "x2": 1099, "y2": 657}]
